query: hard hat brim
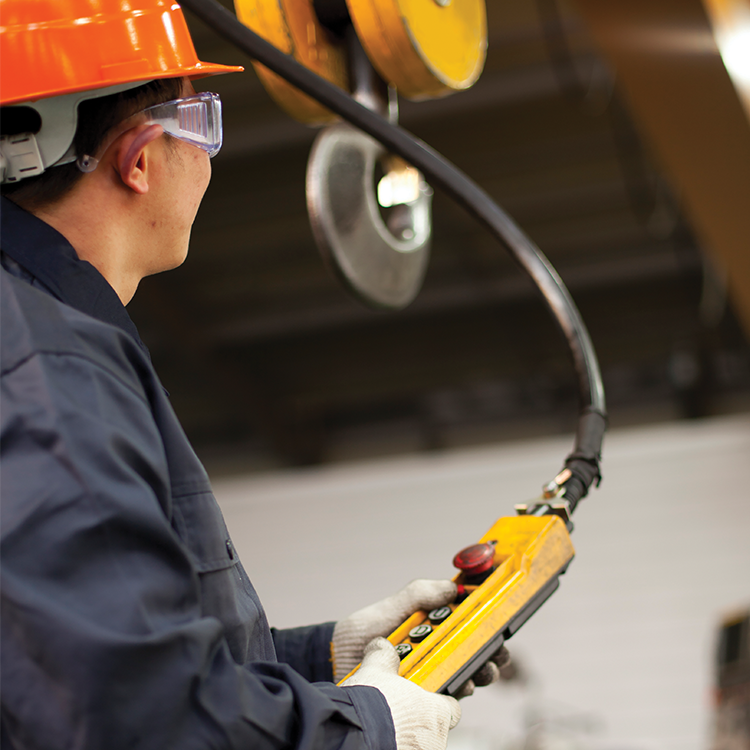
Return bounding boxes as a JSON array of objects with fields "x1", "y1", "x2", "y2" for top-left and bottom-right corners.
[{"x1": 3, "y1": 63, "x2": 244, "y2": 106}]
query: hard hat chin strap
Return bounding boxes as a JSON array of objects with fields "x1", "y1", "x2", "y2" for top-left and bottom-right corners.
[{"x1": 0, "y1": 133, "x2": 45, "y2": 184}]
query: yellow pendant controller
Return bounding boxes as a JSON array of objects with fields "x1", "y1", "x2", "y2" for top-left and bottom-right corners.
[{"x1": 339, "y1": 512, "x2": 575, "y2": 694}]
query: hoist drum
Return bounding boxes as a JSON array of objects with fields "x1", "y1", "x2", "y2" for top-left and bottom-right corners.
[
  {"x1": 234, "y1": 0, "x2": 348, "y2": 123},
  {"x1": 345, "y1": 0, "x2": 487, "y2": 99}
]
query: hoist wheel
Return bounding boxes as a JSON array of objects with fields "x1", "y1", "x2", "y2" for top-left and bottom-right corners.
[
  {"x1": 234, "y1": 0, "x2": 348, "y2": 123},
  {"x1": 345, "y1": 0, "x2": 487, "y2": 99}
]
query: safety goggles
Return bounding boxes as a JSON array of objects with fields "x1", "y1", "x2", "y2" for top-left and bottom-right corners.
[
  {"x1": 76, "y1": 90, "x2": 223, "y2": 173},
  {"x1": 141, "y1": 91, "x2": 223, "y2": 158}
]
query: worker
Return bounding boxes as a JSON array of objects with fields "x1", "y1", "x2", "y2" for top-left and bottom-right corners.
[{"x1": 0, "y1": 2, "x2": 507, "y2": 748}]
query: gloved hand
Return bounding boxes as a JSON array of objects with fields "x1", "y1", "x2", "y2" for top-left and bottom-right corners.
[
  {"x1": 453, "y1": 644, "x2": 511, "y2": 698},
  {"x1": 341, "y1": 638, "x2": 461, "y2": 750},
  {"x1": 332, "y1": 579, "x2": 457, "y2": 683}
]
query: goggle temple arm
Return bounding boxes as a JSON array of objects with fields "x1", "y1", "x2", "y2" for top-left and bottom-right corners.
[
  {"x1": 76, "y1": 91, "x2": 223, "y2": 173},
  {"x1": 75, "y1": 120, "x2": 160, "y2": 173}
]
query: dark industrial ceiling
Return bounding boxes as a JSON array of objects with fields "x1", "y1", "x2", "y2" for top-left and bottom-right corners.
[{"x1": 128, "y1": 0, "x2": 750, "y2": 473}]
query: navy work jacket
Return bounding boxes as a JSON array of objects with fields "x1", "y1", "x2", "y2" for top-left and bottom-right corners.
[{"x1": 0, "y1": 197, "x2": 394, "y2": 750}]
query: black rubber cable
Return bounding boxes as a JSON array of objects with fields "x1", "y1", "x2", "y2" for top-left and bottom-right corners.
[{"x1": 180, "y1": 0, "x2": 607, "y2": 508}]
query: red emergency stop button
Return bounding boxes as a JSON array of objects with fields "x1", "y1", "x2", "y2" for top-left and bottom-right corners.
[{"x1": 453, "y1": 542, "x2": 496, "y2": 579}]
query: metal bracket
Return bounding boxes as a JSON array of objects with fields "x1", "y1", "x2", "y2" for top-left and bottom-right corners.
[
  {"x1": 515, "y1": 501, "x2": 572, "y2": 526},
  {"x1": 516, "y1": 468, "x2": 574, "y2": 528}
]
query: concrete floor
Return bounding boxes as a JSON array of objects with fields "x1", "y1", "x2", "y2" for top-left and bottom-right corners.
[{"x1": 213, "y1": 412, "x2": 750, "y2": 750}]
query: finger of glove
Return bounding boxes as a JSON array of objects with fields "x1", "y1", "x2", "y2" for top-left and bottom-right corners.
[
  {"x1": 487, "y1": 645, "x2": 511, "y2": 670},
  {"x1": 340, "y1": 638, "x2": 399, "y2": 687},
  {"x1": 452, "y1": 679, "x2": 474, "y2": 699},
  {"x1": 334, "y1": 583, "x2": 435, "y2": 682},
  {"x1": 360, "y1": 637, "x2": 401, "y2": 673},
  {"x1": 367, "y1": 580, "x2": 457, "y2": 635},
  {"x1": 391, "y1": 580, "x2": 457, "y2": 619},
  {"x1": 453, "y1": 658, "x2": 504, "y2": 699},
  {"x1": 470, "y1": 661, "x2": 500, "y2": 687}
]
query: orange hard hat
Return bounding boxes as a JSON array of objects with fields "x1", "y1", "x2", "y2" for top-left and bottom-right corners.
[{"x1": 0, "y1": 0, "x2": 244, "y2": 106}]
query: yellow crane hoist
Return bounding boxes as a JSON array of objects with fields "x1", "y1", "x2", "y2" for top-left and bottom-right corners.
[
  {"x1": 234, "y1": 0, "x2": 486, "y2": 123},
  {"x1": 236, "y1": 0, "x2": 487, "y2": 309}
]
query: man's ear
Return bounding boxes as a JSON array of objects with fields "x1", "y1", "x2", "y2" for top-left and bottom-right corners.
[{"x1": 115, "y1": 123, "x2": 164, "y2": 195}]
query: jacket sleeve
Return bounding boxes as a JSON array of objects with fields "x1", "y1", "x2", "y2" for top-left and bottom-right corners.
[
  {"x1": 272, "y1": 624, "x2": 337, "y2": 683},
  {"x1": 0, "y1": 315, "x2": 395, "y2": 750}
]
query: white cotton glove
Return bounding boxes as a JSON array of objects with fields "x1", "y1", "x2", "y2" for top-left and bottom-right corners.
[
  {"x1": 332, "y1": 579, "x2": 457, "y2": 683},
  {"x1": 341, "y1": 638, "x2": 461, "y2": 750}
]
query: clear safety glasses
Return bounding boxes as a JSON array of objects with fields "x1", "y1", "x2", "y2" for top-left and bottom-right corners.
[
  {"x1": 77, "y1": 91, "x2": 223, "y2": 173},
  {"x1": 141, "y1": 91, "x2": 223, "y2": 158}
]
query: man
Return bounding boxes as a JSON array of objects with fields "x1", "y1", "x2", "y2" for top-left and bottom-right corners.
[{"x1": 1, "y1": 2, "x2": 504, "y2": 748}]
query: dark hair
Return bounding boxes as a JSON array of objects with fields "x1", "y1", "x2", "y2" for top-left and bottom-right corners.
[{"x1": 1, "y1": 77, "x2": 184, "y2": 209}]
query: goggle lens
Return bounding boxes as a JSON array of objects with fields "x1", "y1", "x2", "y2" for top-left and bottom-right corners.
[{"x1": 143, "y1": 92, "x2": 223, "y2": 158}]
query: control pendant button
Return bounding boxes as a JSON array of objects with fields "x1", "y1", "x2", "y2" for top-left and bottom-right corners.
[
  {"x1": 409, "y1": 623, "x2": 433, "y2": 642},
  {"x1": 428, "y1": 606, "x2": 452, "y2": 625},
  {"x1": 395, "y1": 643, "x2": 413, "y2": 659}
]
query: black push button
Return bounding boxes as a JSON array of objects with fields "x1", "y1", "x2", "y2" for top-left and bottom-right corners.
[
  {"x1": 395, "y1": 643, "x2": 413, "y2": 659},
  {"x1": 409, "y1": 623, "x2": 433, "y2": 642},
  {"x1": 428, "y1": 606, "x2": 452, "y2": 625}
]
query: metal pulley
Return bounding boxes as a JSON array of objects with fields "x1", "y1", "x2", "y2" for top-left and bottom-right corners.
[
  {"x1": 306, "y1": 36, "x2": 432, "y2": 308},
  {"x1": 307, "y1": 123, "x2": 432, "y2": 308}
]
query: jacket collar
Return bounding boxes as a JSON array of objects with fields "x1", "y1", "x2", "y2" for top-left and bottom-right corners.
[{"x1": 0, "y1": 196, "x2": 148, "y2": 354}]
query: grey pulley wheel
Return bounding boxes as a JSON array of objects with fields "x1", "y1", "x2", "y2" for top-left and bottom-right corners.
[{"x1": 306, "y1": 121, "x2": 432, "y2": 310}]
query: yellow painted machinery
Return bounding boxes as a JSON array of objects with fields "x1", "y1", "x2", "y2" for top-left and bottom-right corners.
[
  {"x1": 181, "y1": 0, "x2": 607, "y2": 696},
  {"x1": 234, "y1": 0, "x2": 349, "y2": 123},
  {"x1": 234, "y1": 0, "x2": 486, "y2": 123}
]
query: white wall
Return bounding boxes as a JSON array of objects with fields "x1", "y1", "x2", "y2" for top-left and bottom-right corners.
[{"x1": 213, "y1": 413, "x2": 750, "y2": 750}]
